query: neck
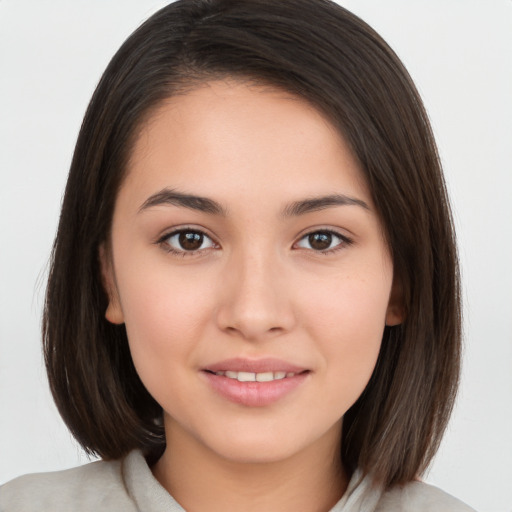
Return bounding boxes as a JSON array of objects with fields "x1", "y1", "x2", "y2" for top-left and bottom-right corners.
[{"x1": 152, "y1": 420, "x2": 347, "y2": 512}]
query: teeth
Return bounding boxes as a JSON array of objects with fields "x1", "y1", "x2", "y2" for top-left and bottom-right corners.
[
  {"x1": 237, "y1": 371, "x2": 256, "y2": 382},
  {"x1": 216, "y1": 370, "x2": 296, "y2": 382},
  {"x1": 256, "y1": 372, "x2": 274, "y2": 382}
]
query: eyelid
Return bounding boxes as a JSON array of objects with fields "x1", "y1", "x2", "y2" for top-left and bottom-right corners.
[
  {"x1": 156, "y1": 225, "x2": 219, "y2": 256},
  {"x1": 293, "y1": 227, "x2": 353, "y2": 253}
]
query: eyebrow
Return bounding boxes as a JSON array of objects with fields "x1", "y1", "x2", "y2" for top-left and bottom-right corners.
[
  {"x1": 281, "y1": 194, "x2": 370, "y2": 217},
  {"x1": 138, "y1": 188, "x2": 369, "y2": 217},
  {"x1": 138, "y1": 189, "x2": 227, "y2": 216}
]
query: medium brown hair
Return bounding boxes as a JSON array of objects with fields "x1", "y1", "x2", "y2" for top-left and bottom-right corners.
[{"x1": 43, "y1": 0, "x2": 461, "y2": 487}]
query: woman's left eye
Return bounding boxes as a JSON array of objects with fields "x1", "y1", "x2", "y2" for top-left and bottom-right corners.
[
  {"x1": 160, "y1": 229, "x2": 216, "y2": 254},
  {"x1": 295, "y1": 230, "x2": 351, "y2": 252}
]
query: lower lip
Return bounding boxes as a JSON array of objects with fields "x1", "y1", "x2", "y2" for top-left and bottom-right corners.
[{"x1": 202, "y1": 371, "x2": 309, "y2": 407}]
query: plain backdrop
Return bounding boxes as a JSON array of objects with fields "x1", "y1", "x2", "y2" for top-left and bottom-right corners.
[{"x1": 1, "y1": 2, "x2": 511, "y2": 511}]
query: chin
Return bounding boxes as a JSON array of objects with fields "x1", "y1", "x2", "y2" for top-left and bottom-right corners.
[
  {"x1": 215, "y1": 442, "x2": 302, "y2": 465},
  {"x1": 201, "y1": 424, "x2": 332, "y2": 466}
]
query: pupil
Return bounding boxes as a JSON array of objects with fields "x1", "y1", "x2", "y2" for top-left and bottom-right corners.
[
  {"x1": 309, "y1": 232, "x2": 332, "y2": 250},
  {"x1": 179, "y1": 231, "x2": 203, "y2": 250}
]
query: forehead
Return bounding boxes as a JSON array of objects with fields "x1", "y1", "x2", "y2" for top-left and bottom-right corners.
[{"x1": 121, "y1": 79, "x2": 371, "y2": 211}]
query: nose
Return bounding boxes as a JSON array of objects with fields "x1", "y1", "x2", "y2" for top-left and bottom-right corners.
[{"x1": 215, "y1": 249, "x2": 296, "y2": 341}]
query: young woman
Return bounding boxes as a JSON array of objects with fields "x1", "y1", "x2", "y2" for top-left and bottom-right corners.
[{"x1": 0, "y1": 0, "x2": 476, "y2": 510}]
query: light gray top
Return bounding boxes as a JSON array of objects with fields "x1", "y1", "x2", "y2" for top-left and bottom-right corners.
[{"x1": 0, "y1": 450, "x2": 476, "y2": 511}]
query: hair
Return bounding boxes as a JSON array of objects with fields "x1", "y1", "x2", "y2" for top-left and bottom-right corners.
[{"x1": 43, "y1": 0, "x2": 461, "y2": 488}]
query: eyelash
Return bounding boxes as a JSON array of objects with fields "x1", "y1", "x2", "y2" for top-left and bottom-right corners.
[
  {"x1": 156, "y1": 227, "x2": 353, "y2": 257},
  {"x1": 294, "y1": 229, "x2": 353, "y2": 255},
  {"x1": 156, "y1": 227, "x2": 218, "y2": 257}
]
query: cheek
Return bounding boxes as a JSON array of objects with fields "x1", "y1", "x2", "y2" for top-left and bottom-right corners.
[
  {"x1": 114, "y1": 260, "x2": 214, "y2": 373},
  {"x1": 303, "y1": 266, "x2": 391, "y2": 335},
  {"x1": 116, "y1": 266, "x2": 219, "y2": 417},
  {"x1": 299, "y1": 266, "x2": 391, "y2": 400}
]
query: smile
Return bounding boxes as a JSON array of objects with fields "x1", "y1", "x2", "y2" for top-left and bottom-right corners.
[
  {"x1": 202, "y1": 359, "x2": 310, "y2": 407},
  {"x1": 210, "y1": 370, "x2": 297, "y2": 382}
]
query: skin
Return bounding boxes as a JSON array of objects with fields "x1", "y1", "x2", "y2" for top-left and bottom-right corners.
[{"x1": 102, "y1": 80, "x2": 403, "y2": 512}]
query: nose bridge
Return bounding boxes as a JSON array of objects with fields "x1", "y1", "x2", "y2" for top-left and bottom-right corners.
[{"x1": 216, "y1": 243, "x2": 294, "y2": 340}]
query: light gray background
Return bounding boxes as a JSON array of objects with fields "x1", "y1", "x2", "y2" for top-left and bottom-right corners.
[{"x1": 1, "y1": 2, "x2": 511, "y2": 511}]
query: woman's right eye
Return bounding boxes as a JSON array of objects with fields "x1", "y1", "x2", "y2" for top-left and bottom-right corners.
[{"x1": 160, "y1": 229, "x2": 216, "y2": 255}]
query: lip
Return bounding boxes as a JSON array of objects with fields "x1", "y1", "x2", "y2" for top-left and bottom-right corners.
[
  {"x1": 204, "y1": 357, "x2": 306, "y2": 374},
  {"x1": 202, "y1": 358, "x2": 310, "y2": 407}
]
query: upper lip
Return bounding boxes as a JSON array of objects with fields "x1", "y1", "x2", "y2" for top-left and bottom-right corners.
[{"x1": 203, "y1": 358, "x2": 308, "y2": 374}]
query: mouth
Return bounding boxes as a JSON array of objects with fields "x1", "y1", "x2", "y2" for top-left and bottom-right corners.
[
  {"x1": 203, "y1": 369, "x2": 308, "y2": 382},
  {"x1": 201, "y1": 358, "x2": 310, "y2": 407}
]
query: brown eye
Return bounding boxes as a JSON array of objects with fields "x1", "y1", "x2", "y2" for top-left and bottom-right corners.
[
  {"x1": 308, "y1": 232, "x2": 332, "y2": 250},
  {"x1": 164, "y1": 229, "x2": 215, "y2": 253},
  {"x1": 179, "y1": 231, "x2": 204, "y2": 250},
  {"x1": 295, "y1": 230, "x2": 350, "y2": 252}
]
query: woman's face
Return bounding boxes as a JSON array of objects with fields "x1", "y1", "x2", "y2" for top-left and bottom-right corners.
[{"x1": 103, "y1": 80, "x2": 402, "y2": 465}]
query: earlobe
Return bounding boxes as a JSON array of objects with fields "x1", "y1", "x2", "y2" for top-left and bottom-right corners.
[
  {"x1": 105, "y1": 297, "x2": 125, "y2": 325},
  {"x1": 99, "y1": 244, "x2": 125, "y2": 325},
  {"x1": 385, "y1": 305, "x2": 403, "y2": 327},
  {"x1": 385, "y1": 277, "x2": 405, "y2": 327}
]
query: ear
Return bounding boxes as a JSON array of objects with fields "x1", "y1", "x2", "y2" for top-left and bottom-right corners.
[
  {"x1": 99, "y1": 244, "x2": 125, "y2": 325},
  {"x1": 385, "y1": 276, "x2": 405, "y2": 326}
]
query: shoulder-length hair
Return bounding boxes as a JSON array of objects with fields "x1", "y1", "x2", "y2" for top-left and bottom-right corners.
[{"x1": 44, "y1": 0, "x2": 461, "y2": 488}]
